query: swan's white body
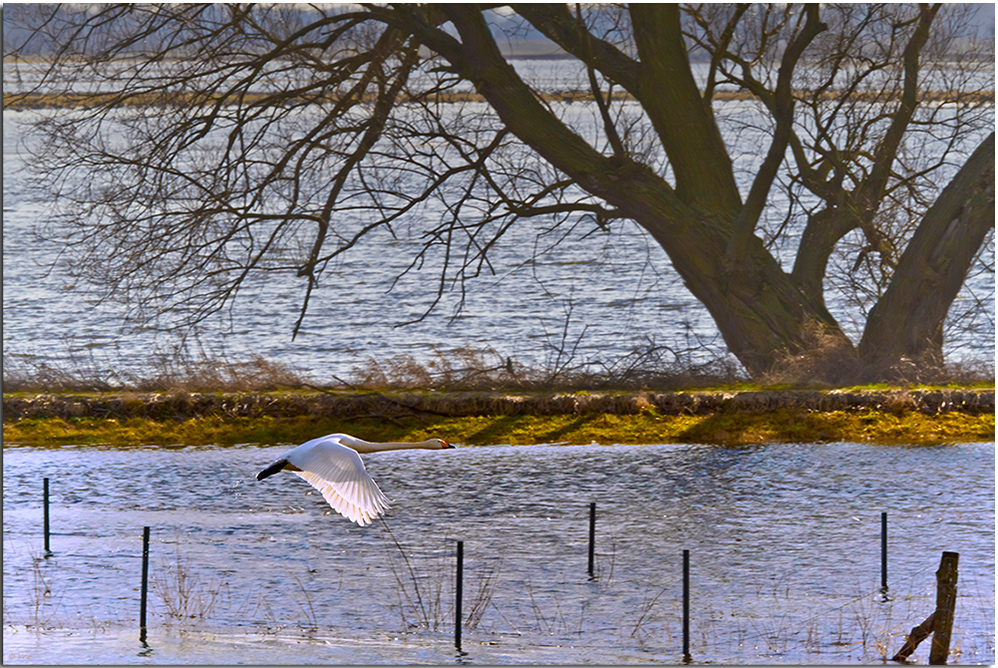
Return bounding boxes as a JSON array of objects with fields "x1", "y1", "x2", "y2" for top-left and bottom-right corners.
[{"x1": 257, "y1": 433, "x2": 452, "y2": 526}]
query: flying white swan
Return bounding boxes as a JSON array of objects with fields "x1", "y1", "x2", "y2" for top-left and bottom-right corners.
[{"x1": 257, "y1": 433, "x2": 453, "y2": 525}]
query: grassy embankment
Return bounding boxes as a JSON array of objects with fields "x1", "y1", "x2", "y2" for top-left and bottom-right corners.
[{"x1": 3, "y1": 386, "x2": 993, "y2": 447}]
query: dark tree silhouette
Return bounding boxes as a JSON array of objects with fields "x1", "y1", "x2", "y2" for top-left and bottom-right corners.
[{"x1": 4, "y1": 3, "x2": 994, "y2": 380}]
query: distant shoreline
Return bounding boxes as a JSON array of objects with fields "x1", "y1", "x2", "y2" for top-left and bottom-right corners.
[
  {"x1": 4, "y1": 388, "x2": 993, "y2": 447},
  {"x1": 5, "y1": 88, "x2": 994, "y2": 111}
]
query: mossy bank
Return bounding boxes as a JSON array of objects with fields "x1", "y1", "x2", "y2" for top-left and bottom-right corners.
[{"x1": 3, "y1": 388, "x2": 993, "y2": 447}]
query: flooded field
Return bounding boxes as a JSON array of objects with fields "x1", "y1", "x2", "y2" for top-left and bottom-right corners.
[
  {"x1": 3, "y1": 441, "x2": 994, "y2": 664},
  {"x1": 4, "y1": 97, "x2": 994, "y2": 383}
]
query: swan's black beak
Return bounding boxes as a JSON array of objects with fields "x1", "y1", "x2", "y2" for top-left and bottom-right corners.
[
  {"x1": 441, "y1": 440, "x2": 454, "y2": 449},
  {"x1": 257, "y1": 459, "x2": 288, "y2": 480},
  {"x1": 257, "y1": 460, "x2": 301, "y2": 479}
]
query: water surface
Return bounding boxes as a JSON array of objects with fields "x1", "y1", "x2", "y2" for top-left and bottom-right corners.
[{"x1": 3, "y1": 441, "x2": 994, "y2": 664}]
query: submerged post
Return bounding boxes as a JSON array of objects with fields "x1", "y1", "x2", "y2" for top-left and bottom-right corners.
[
  {"x1": 892, "y1": 612, "x2": 937, "y2": 662},
  {"x1": 881, "y1": 511, "x2": 888, "y2": 591},
  {"x1": 588, "y1": 502, "x2": 596, "y2": 578},
  {"x1": 929, "y1": 551, "x2": 959, "y2": 665},
  {"x1": 455, "y1": 540, "x2": 464, "y2": 651},
  {"x1": 682, "y1": 549, "x2": 690, "y2": 661},
  {"x1": 139, "y1": 527, "x2": 150, "y2": 643},
  {"x1": 43, "y1": 478, "x2": 51, "y2": 556},
  {"x1": 891, "y1": 551, "x2": 960, "y2": 664}
]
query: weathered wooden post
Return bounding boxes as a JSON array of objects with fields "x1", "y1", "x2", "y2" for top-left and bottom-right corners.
[
  {"x1": 588, "y1": 502, "x2": 596, "y2": 578},
  {"x1": 891, "y1": 551, "x2": 959, "y2": 664},
  {"x1": 893, "y1": 613, "x2": 937, "y2": 662},
  {"x1": 929, "y1": 551, "x2": 958, "y2": 665}
]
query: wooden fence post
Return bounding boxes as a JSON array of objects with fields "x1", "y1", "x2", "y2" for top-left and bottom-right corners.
[
  {"x1": 892, "y1": 612, "x2": 936, "y2": 662},
  {"x1": 928, "y1": 551, "x2": 959, "y2": 665},
  {"x1": 891, "y1": 551, "x2": 959, "y2": 664}
]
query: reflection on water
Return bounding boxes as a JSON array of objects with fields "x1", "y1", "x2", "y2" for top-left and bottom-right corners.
[{"x1": 3, "y1": 441, "x2": 995, "y2": 664}]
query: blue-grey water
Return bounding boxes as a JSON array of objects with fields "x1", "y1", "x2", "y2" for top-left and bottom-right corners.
[
  {"x1": 1, "y1": 104, "x2": 728, "y2": 383},
  {"x1": 3, "y1": 78, "x2": 994, "y2": 383},
  {"x1": 2, "y1": 441, "x2": 994, "y2": 664}
]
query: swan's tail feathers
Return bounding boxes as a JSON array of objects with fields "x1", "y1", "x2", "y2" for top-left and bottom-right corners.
[{"x1": 257, "y1": 459, "x2": 289, "y2": 481}]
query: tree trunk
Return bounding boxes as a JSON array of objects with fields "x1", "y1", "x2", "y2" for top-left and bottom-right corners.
[
  {"x1": 434, "y1": 5, "x2": 854, "y2": 378},
  {"x1": 859, "y1": 132, "x2": 995, "y2": 374},
  {"x1": 615, "y1": 187, "x2": 854, "y2": 378},
  {"x1": 428, "y1": 6, "x2": 990, "y2": 382}
]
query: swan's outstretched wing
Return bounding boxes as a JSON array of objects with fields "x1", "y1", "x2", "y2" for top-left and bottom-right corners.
[{"x1": 286, "y1": 439, "x2": 390, "y2": 526}]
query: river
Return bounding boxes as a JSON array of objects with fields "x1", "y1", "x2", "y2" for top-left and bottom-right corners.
[{"x1": 3, "y1": 440, "x2": 994, "y2": 664}]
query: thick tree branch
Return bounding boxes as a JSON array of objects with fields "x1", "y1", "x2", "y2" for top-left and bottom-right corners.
[
  {"x1": 856, "y1": 4, "x2": 940, "y2": 212},
  {"x1": 727, "y1": 4, "x2": 826, "y2": 259},
  {"x1": 428, "y1": 4, "x2": 693, "y2": 226},
  {"x1": 514, "y1": 4, "x2": 641, "y2": 91},
  {"x1": 629, "y1": 4, "x2": 741, "y2": 215},
  {"x1": 859, "y1": 132, "x2": 995, "y2": 371}
]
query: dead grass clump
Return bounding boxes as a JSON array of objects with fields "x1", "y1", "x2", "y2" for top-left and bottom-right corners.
[
  {"x1": 2, "y1": 355, "x2": 116, "y2": 393},
  {"x1": 381, "y1": 527, "x2": 502, "y2": 633},
  {"x1": 346, "y1": 345, "x2": 748, "y2": 393},
  {"x1": 761, "y1": 322, "x2": 865, "y2": 387},
  {"x1": 132, "y1": 355, "x2": 307, "y2": 393},
  {"x1": 879, "y1": 391, "x2": 920, "y2": 415},
  {"x1": 151, "y1": 547, "x2": 227, "y2": 623},
  {"x1": 3, "y1": 349, "x2": 310, "y2": 394},
  {"x1": 348, "y1": 347, "x2": 522, "y2": 391},
  {"x1": 762, "y1": 321, "x2": 996, "y2": 388},
  {"x1": 4, "y1": 335, "x2": 991, "y2": 397}
]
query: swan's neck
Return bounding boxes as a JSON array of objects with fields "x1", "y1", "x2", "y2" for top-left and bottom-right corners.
[{"x1": 345, "y1": 437, "x2": 441, "y2": 454}]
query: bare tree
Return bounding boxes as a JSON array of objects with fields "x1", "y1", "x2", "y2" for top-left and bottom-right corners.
[{"x1": 4, "y1": 3, "x2": 994, "y2": 381}]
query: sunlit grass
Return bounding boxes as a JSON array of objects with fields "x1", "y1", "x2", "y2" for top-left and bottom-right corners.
[
  {"x1": 3, "y1": 406, "x2": 992, "y2": 447},
  {"x1": 3, "y1": 348, "x2": 992, "y2": 447}
]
